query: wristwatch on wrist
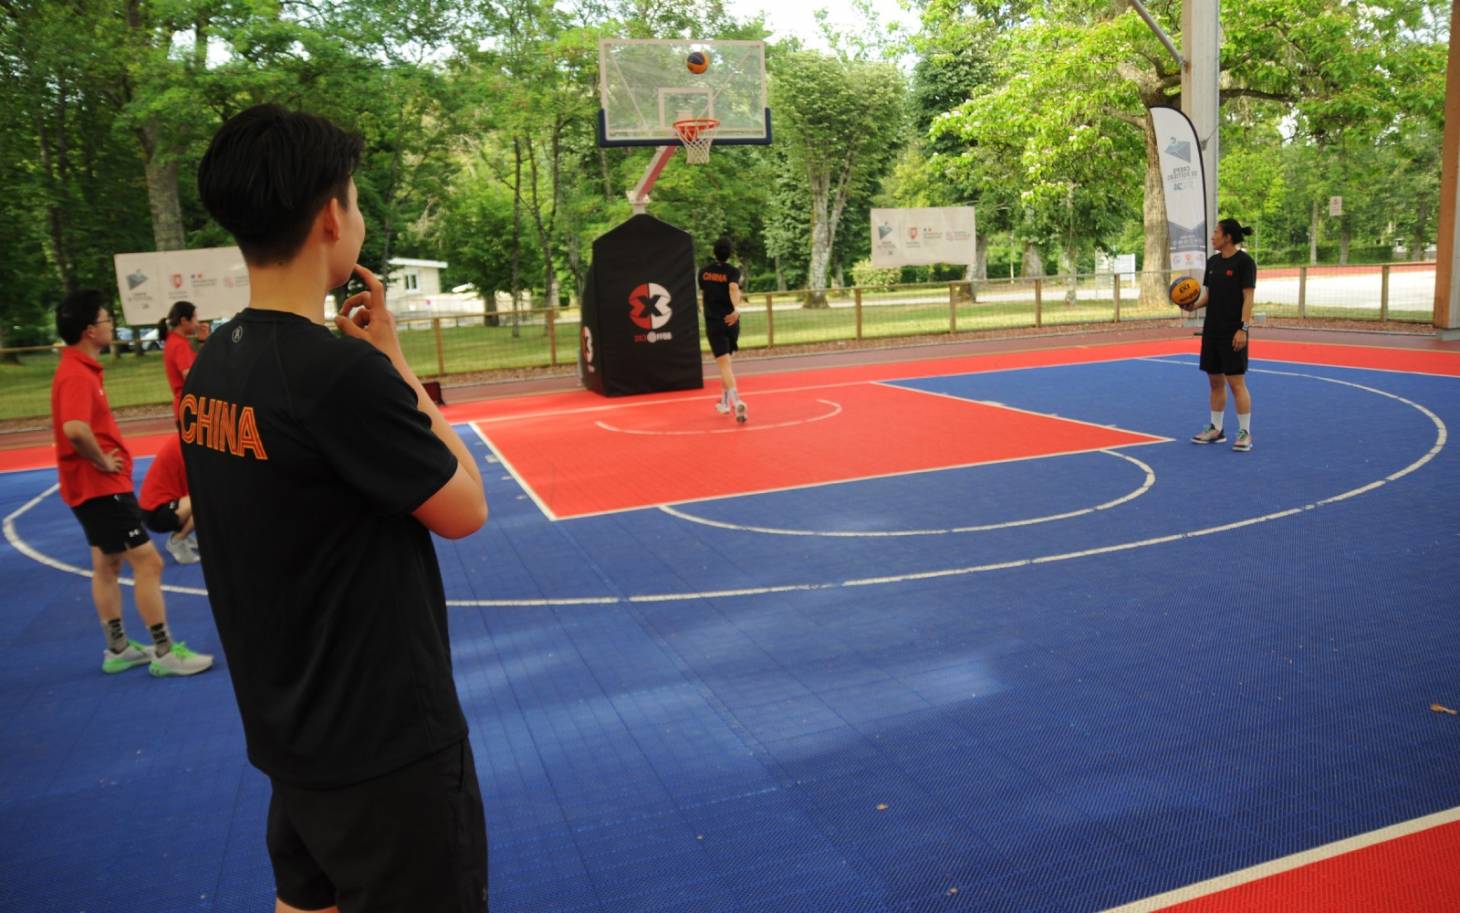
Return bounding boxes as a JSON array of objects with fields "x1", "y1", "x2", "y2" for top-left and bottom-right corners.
[{"x1": 1239, "y1": 322, "x2": 1250, "y2": 332}]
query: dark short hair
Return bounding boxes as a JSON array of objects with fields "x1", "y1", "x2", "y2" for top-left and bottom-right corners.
[
  {"x1": 713, "y1": 237, "x2": 732, "y2": 261},
  {"x1": 197, "y1": 104, "x2": 363, "y2": 266},
  {"x1": 1218, "y1": 218, "x2": 1253, "y2": 243},
  {"x1": 166, "y1": 300, "x2": 197, "y2": 327},
  {"x1": 56, "y1": 289, "x2": 109, "y2": 345}
]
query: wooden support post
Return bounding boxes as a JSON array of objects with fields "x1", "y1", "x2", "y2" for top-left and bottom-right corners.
[
  {"x1": 1298, "y1": 267, "x2": 1307, "y2": 319},
  {"x1": 1034, "y1": 278, "x2": 1043, "y2": 327},
  {"x1": 1380, "y1": 265, "x2": 1390, "y2": 321},
  {"x1": 1113, "y1": 273, "x2": 1121, "y2": 322},
  {"x1": 547, "y1": 308, "x2": 558, "y2": 366},
  {"x1": 949, "y1": 283, "x2": 958, "y2": 333},
  {"x1": 432, "y1": 318, "x2": 445, "y2": 378},
  {"x1": 855, "y1": 287, "x2": 863, "y2": 339},
  {"x1": 765, "y1": 294, "x2": 774, "y2": 348}
]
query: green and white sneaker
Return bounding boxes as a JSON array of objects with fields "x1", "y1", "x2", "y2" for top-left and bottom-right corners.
[
  {"x1": 148, "y1": 642, "x2": 214, "y2": 677},
  {"x1": 102, "y1": 640, "x2": 155, "y2": 674},
  {"x1": 1232, "y1": 430, "x2": 1253, "y2": 452}
]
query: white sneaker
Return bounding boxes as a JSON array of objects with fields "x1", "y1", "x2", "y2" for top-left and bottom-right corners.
[
  {"x1": 148, "y1": 642, "x2": 214, "y2": 677},
  {"x1": 714, "y1": 398, "x2": 730, "y2": 415},
  {"x1": 166, "y1": 533, "x2": 200, "y2": 564},
  {"x1": 734, "y1": 400, "x2": 748, "y2": 424},
  {"x1": 102, "y1": 640, "x2": 155, "y2": 674}
]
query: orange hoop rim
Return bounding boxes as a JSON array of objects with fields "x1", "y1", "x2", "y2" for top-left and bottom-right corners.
[{"x1": 672, "y1": 118, "x2": 720, "y2": 143}]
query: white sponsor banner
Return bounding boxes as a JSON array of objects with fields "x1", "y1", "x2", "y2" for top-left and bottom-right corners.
[
  {"x1": 1150, "y1": 107, "x2": 1208, "y2": 279},
  {"x1": 871, "y1": 207, "x2": 977, "y2": 268},
  {"x1": 113, "y1": 246, "x2": 249, "y2": 325}
]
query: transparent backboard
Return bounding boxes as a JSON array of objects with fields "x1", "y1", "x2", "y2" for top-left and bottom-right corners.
[{"x1": 598, "y1": 39, "x2": 770, "y2": 147}]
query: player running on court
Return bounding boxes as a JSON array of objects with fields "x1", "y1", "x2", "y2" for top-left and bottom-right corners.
[
  {"x1": 1186, "y1": 218, "x2": 1257, "y2": 452},
  {"x1": 700, "y1": 236, "x2": 747, "y2": 422}
]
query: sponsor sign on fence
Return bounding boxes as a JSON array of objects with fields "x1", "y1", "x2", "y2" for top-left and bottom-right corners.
[
  {"x1": 113, "y1": 246, "x2": 249, "y2": 325},
  {"x1": 871, "y1": 207, "x2": 977, "y2": 268}
]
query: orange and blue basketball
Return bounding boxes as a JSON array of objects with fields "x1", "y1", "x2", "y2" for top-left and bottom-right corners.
[
  {"x1": 686, "y1": 51, "x2": 709, "y2": 75},
  {"x1": 1169, "y1": 276, "x2": 1201, "y2": 308}
]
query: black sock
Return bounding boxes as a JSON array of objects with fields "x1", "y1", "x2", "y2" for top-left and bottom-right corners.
[
  {"x1": 104, "y1": 618, "x2": 127, "y2": 653},
  {"x1": 148, "y1": 622, "x2": 172, "y2": 657}
]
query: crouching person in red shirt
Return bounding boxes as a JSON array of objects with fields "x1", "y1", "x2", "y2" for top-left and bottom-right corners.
[{"x1": 139, "y1": 435, "x2": 198, "y2": 565}]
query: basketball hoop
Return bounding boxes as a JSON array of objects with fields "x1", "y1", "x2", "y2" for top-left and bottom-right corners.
[{"x1": 672, "y1": 118, "x2": 719, "y2": 165}]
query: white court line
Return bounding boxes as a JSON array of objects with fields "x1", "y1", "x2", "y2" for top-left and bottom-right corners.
[
  {"x1": 872, "y1": 380, "x2": 1176, "y2": 443},
  {"x1": 467, "y1": 421, "x2": 561, "y2": 522},
  {"x1": 595, "y1": 399, "x2": 843, "y2": 435},
  {"x1": 5, "y1": 367, "x2": 1446, "y2": 607},
  {"x1": 659, "y1": 449, "x2": 1156, "y2": 538},
  {"x1": 1099, "y1": 805, "x2": 1460, "y2": 912},
  {"x1": 2, "y1": 483, "x2": 209, "y2": 596},
  {"x1": 1142, "y1": 352, "x2": 1460, "y2": 381}
]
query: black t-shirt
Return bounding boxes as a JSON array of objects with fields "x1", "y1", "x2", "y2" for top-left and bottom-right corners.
[
  {"x1": 1202, "y1": 249, "x2": 1256, "y2": 335},
  {"x1": 699, "y1": 260, "x2": 741, "y2": 321},
  {"x1": 180, "y1": 308, "x2": 465, "y2": 788}
]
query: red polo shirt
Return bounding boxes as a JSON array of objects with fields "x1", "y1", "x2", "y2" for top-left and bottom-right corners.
[
  {"x1": 139, "y1": 434, "x2": 188, "y2": 511},
  {"x1": 51, "y1": 346, "x2": 134, "y2": 507},
  {"x1": 164, "y1": 331, "x2": 196, "y2": 420}
]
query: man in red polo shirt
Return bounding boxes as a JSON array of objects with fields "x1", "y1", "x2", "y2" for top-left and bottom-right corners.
[{"x1": 51, "y1": 289, "x2": 213, "y2": 677}]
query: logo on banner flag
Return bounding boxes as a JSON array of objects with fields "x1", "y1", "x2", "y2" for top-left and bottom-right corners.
[
  {"x1": 170, "y1": 273, "x2": 183, "y2": 289},
  {"x1": 877, "y1": 222, "x2": 894, "y2": 241},
  {"x1": 1165, "y1": 136, "x2": 1192, "y2": 163},
  {"x1": 126, "y1": 270, "x2": 148, "y2": 290}
]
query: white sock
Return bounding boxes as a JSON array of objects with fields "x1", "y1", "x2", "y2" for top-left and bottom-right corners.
[
  {"x1": 1237, "y1": 412, "x2": 1250, "y2": 434},
  {"x1": 720, "y1": 389, "x2": 730, "y2": 403},
  {"x1": 1210, "y1": 411, "x2": 1224, "y2": 431}
]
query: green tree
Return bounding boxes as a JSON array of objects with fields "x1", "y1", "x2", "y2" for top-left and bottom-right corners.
[{"x1": 770, "y1": 51, "x2": 904, "y2": 304}]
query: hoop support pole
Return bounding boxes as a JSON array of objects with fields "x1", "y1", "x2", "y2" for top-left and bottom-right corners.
[{"x1": 627, "y1": 144, "x2": 679, "y2": 214}]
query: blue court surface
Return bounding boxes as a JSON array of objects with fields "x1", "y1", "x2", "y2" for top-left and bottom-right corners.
[{"x1": 2, "y1": 351, "x2": 1458, "y2": 912}]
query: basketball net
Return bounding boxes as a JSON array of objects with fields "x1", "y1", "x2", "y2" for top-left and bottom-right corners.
[{"x1": 672, "y1": 118, "x2": 719, "y2": 165}]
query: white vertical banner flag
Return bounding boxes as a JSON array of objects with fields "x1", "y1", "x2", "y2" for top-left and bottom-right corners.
[
  {"x1": 1150, "y1": 107, "x2": 1209, "y2": 280},
  {"x1": 113, "y1": 246, "x2": 250, "y2": 326},
  {"x1": 870, "y1": 207, "x2": 977, "y2": 268}
]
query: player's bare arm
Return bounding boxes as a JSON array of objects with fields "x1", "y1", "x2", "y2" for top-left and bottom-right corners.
[{"x1": 336, "y1": 264, "x2": 487, "y2": 538}]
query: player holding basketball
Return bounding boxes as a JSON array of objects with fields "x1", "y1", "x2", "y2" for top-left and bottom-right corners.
[
  {"x1": 49, "y1": 289, "x2": 214, "y2": 677},
  {"x1": 700, "y1": 236, "x2": 748, "y2": 422},
  {"x1": 193, "y1": 105, "x2": 488, "y2": 913},
  {"x1": 1186, "y1": 218, "x2": 1257, "y2": 452}
]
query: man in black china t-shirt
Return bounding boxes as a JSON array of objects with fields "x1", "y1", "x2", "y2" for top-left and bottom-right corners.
[
  {"x1": 190, "y1": 105, "x2": 489, "y2": 913},
  {"x1": 699, "y1": 236, "x2": 749, "y2": 422}
]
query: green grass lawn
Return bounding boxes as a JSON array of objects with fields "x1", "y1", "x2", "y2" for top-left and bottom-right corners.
[{"x1": 0, "y1": 295, "x2": 1418, "y2": 422}]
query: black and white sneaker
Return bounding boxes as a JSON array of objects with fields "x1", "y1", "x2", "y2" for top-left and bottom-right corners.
[
  {"x1": 1232, "y1": 430, "x2": 1252, "y2": 452},
  {"x1": 1191, "y1": 425, "x2": 1226, "y2": 444}
]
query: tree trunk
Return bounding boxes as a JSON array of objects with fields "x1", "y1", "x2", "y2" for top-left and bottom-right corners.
[
  {"x1": 510, "y1": 138, "x2": 523, "y2": 338},
  {"x1": 807, "y1": 197, "x2": 833, "y2": 306},
  {"x1": 971, "y1": 233, "x2": 988, "y2": 281},
  {"x1": 1338, "y1": 222, "x2": 1350, "y2": 265},
  {"x1": 775, "y1": 256, "x2": 786, "y2": 291},
  {"x1": 1022, "y1": 242, "x2": 1044, "y2": 278},
  {"x1": 139, "y1": 123, "x2": 186, "y2": 251},
  {"x1": 1309, "y1": 199, "x2": 1320, "y2": 264},
  {"x1": 1060, "y1": 238, "x2": 1078, "y2": 305},
  {"x1": 1140, "y1": 110, "x2": 1170, "y2": 306}
]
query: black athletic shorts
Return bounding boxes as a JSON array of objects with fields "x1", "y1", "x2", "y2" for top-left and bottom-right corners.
[
  {"x1": 70, "y1": 493, "x2": 150, "y2": 555},
  {"x1": 706, "y1": 320, "x2": 739, "y2": 357},
  {"x1": 267, "y1": 740, "x2": 488, "y2": 913},
  {"x1": 1199, "y1": 330, "x2": 1248, "y2": 376},
  {"x1": 143, "y1": 500, "x2": 182, "y2": 534}
]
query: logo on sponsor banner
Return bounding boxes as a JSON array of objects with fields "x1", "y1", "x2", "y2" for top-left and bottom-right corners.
[
  {"x1": 628, "y1": 283, "x2": 673, "y2": 343},
  {"x1": 877, "y1": 222, "x2": 894, "y2": 241},
  {"x1": 191, "y1": 272, "x2": 205, "y2": 281},
  {"x1": 126, "y1": 270, "x2": 148, "y2": 290},
  {"x1": 223, "y1": 277, "x2": 233, "y2": 288},
  {"x1": 170, "y1": 273, "x2": 183, "y2": 289},
  {"x1": 1165, "y1": 136, "x2": 1192, "y2": 163},
  {"x1": 582, "y1": 326, "x2": 595, "y2": 372},
  {"x1": 907, "y1": 227, "x2": 919, "y2": 240}
]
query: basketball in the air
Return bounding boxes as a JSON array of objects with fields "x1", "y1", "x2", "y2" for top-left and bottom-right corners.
[
  {"x1": 1169, "y1": 276, "x2": 1201, "y2": 308},
  {"x1": 686, "y1": 51, "x2": 709, "y2": 74}
]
